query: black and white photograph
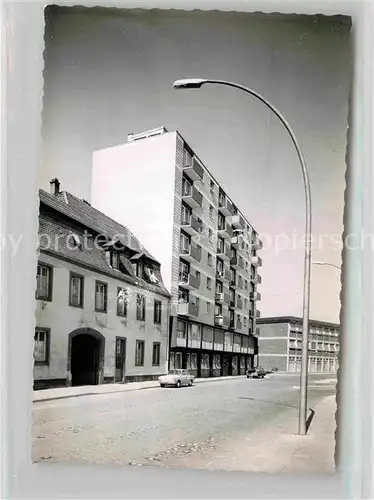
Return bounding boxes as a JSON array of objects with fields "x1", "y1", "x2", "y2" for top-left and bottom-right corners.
[{"x1": 30, "y1": 5, "x2": 352, "y2": 475}]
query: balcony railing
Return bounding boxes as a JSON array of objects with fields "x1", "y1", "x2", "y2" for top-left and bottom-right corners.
[
  {"x1": 251, "y1": 255, "x2": 262, "y2": 267},
  {"x1": 250, "y1": 291, "x2": 261, "y2": 301},
  {"x1": 230, "y1": 256, "x2": 244, "y2": 270},
  {"x1": 228, "y1": 214, "x2": 245, "y2": 230},
  {"x1": 181, "y1": 214, "x2": 203, "y2": 235},
  {"x1": 180, "y1": 244, "x2": 202, "y2": 263},
  {"x1": 252, "y1": 235, "x2": 263, "y2": 250},
  {"x1": 178, "y1": 300, "x2": 199, "y2": 317},
  {"x1": 214, "y1": 314, "x2": 229, "y2": 327},
  {"x1": 183, "y1": 157, "x2": 204, "y2": 181},
  {"x1": 217, "y1": 221, "x2": 234, "y2": 239},
  {"x1": 215, "y1": 292, "x2": 224, "y2": 304},
  {"x1": 218, "y1": 196, "x2": 235, "y2": 217},
  {"x1": 182, "y1": 185, "x2": 203, "y2": 208},
  {"x1": 179, "y1": 271, "x2": 200, "y2": 290},
  {"x1": 216, "y1": 268, "x2": 224, "y2": 280}
]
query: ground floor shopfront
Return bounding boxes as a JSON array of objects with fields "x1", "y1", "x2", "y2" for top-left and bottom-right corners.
[{"x1": 169, "y1": 317, "x2": 257, "y2": 378}]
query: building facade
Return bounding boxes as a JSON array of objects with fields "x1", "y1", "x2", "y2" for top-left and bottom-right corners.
[
  {"x1": 34, "y1": 182, "x2": 170, "y2": 389},
  {"x1": 257, "y1": 316, "x2": 340, "y2": 373},
  {"x1": 91, "y1": 126, "x2": 262, "y2": 378}
]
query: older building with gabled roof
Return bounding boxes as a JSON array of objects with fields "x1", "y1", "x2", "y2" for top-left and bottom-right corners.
[{"x1": 34, "y1": 179, "x2": 171, "y2": 389}]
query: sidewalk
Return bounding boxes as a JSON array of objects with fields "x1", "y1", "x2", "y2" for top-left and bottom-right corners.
[
  {"x1": 175, "y1": 394, "x2": 337, "y2": 474},
  {"x1": 33, "y1": 375, "x2": 245, "y2": 403}
]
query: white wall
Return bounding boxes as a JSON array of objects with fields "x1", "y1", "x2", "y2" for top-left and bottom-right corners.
[
  {"x1": 91, "y1": 132, "x2": 177, "y2": 292},
  {"x1": 34, "y1": 254, "x2": 169, "y2": 382}
]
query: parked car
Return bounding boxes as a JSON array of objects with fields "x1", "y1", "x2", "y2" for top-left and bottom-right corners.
[
  {"x1": 246, "y1": 366, "x2": 267, "y2": 379},
  {"x1": 158, "y1": 369, "x2": 194, "y2": 388}
]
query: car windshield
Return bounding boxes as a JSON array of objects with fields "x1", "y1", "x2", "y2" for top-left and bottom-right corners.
[{"x1": 169, "y1": 370, "x2": 181, "y2": 375}]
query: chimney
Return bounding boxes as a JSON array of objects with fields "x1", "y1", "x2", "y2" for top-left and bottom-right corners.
[{"x1": 50, "y1": 178, "x2": 60, "y2": 195}]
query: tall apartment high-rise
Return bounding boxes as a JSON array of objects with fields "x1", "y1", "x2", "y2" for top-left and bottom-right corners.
[{"x1": 91, "y1": 126, "x2": 263, "y2": 378}]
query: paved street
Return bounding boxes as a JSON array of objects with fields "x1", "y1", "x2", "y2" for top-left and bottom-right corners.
[{"x1": 32, "y1": 374, "x2": 336, "y2": 471}]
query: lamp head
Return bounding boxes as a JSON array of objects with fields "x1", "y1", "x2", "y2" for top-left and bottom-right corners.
[{"x1": 173, "y1": 78, "x2": 207, "y2": 89}]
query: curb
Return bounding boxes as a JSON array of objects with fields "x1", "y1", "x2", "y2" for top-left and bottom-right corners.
[{"x1": 33, "y1": 375, "x2": 245, "y2": 404}]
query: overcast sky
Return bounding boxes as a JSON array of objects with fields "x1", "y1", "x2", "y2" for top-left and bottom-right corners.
[{"x1": 40, "y1": 7, "x2": 352, "y2": 323}]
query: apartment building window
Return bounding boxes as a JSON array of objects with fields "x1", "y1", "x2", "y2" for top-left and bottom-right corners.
[
  {"x1": 229, "y1": 310, "x2": 235, "y2": 327},
  {"x1": 179, "y1": 260, "x2": 190, "y2": 283},
  {"x1": 183, "y1": 148, "x2": 193, "y2": 166},
  {"x1": 36, "y1": 263, "x2": 53, "y2": 301},
  {"x1": 206, "y1": 302, "x2": 211, "y2": 314},
  {"x1": 217, "y1": 237, "x2": 225, "y2": 254},
  {"x1": 238, "y1": 276, "x2": 243, "y2": 289},
  {"x1": 181, "y1": 203, "x2": 191, "y2": 225},
  {"x1": 135, "y1": 340, "x2": 145, "y2": 366},
  {"x1": 244, "y1": 298, "x2": 248, "y2": 309},
  {"x1": 95, "y1": 281, "x2": 108, "y2": 313},
  {"x1": 69, "y1": 273, "x2": 84, "y2": 307},
  {"x1": 245, "y1": 261, "x2": 249, "y2": 271},
  {"x1": 218, "y1": 213, "x2": 225, "y2": 230},
  {"x1": 180, "y1": 231, "x2": 190, "y2": 254},
  {"x1": 177, "y1": 320, "x2": 188, "y2": 344},
  {"x1": 207, "y1": 277, "x2": 212, "y2": 290},
  {"x1": 182, "y1": 176, "x2": 192, "y2": 196},
  {"x1": 215, "y1": 304, "x2": 223, "y2": 316},
  {"x1": 209, "y1": 204, "x2": 214, "y2": 219},
  {"x1": 216, "y1": 281, "x2": 223, "y2": 293},
  {"x1": 137, "y1": 294, "x2": 146, "y2": 321},
  {"x1": 210, "y1": 179, "x2": 215, "y2": 194},
  {"x1": 230, "y1": 289, "x2": 235, "y2": 306},
  {"x1": 207, "y1": 253, "x2": 213, "y2": 267},
  {"x1": 34, "y1": 328, "x2": 50, "y2": 365},
  {"x1": 178, "y1": 288, "x2": 189, "y2": 304},
  {"x1": 244, "y1": 280, "x2": 248, "y2": 290},
  {"x1": 218, "y1": 191, "x2": 225, "y2": 207},
  {"x1": 152, "y1": 342, "x2": 161, "y2": 366},
  {"x1": 216, "y1": 258, "x2": 224, "y2": 275},
  {"x1": 208, "y1": 228, "x2": 214, "y2": 244},
  {"x1": 154, "y1": 300, "x2": 162, "y2": 324},
  {"x1": 244, "y1": 317, "x2": 247, "y2": 327},
  {"x1": 117, "y1": 287, "x2": 128, "y2": 317},
  {"x1": 230, "y1": 268, "x2": 236, "y2": 284}
]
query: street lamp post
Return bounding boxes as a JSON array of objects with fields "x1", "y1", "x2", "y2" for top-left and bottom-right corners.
[{"x1": 173, "y1": 78, "x2": 312, "y2": 435}]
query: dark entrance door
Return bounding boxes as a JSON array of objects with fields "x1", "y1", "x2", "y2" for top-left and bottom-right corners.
[
  {"x1": 222, "y1": 355, "x2": 230, "y2": 376},
  {"x1": 115, "y1": 337, "x2": 126, "y2": 382},
  {"x1": 71, "y1": 334, "x2": 100, "y2": 386}
]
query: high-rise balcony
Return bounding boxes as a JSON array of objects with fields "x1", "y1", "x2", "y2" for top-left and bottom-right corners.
[
  {"x1": 179, "y1": 271, "x2": 200, "y2": 290},
  {"x1": 218, "y1": 196, "x2": 235, "y2": 217},
  {"x1": 251, "y1": 255, "x2": 262, "y2": 267},
  {"x1": 183, "y1": 157, "x2": 204, "y2": 181},
  {"x1": 178, "y1": 300, "x2": 199, "y2": 317},
  {"x1": 228, "y1": 214, "x2": 245, "y2": 230},
  {"x1": 217, "y1": 221, "x2": 234, "y2": 239},
  {"x1": 182, "y1": 185, "x2": 203, "y2": 208},
  {"x1": 255, "y1": 274, "x2": 262, "y2": 284},
  {"x1": 224, "y1": 268, "x2": 231, "y2": 282},
  {"x1": 214, "y1": 314, "x2": 230, "y2": 327},
  {"x1": 215, "y1": 292, "x2": 224, "y2": 304},
  {"x1": 252, "y1": 235, "x2": 263, "y2": 250},
  {"x1": 229, "y1": 298, "x2": 236, "y2": 309},
  {"x1": 223, "y1": 292, "x2": 230, "y2": 304},
  {"x1": 250, "y1": 291, "x2": 262, "y2": 301},
  {"x1": 180, "y1": 244, "x2": 202, "y2": 263},
  {"x1": 216, "y1": 244, "x2": 231, "y2": 261},
  {"x1": 181, "y1": 214, "x2": 203, "y2": 235},
  {"x1": 249, "y1": 309, "x2": 255, "y2": 318},
  {"x1": 230, "y1": 256, "x2": 245, "y2": 270},
  {"x1": 229, "y1": 277, "x2": 237, "y2": 288},
  {"x1": 231, "y1": 235, "x2": 244, "y2": 249}
]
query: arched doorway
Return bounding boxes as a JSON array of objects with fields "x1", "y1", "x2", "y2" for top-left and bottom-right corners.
[{"x1": 68, "y1": 328, "x2": 105, "y2": 386}]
